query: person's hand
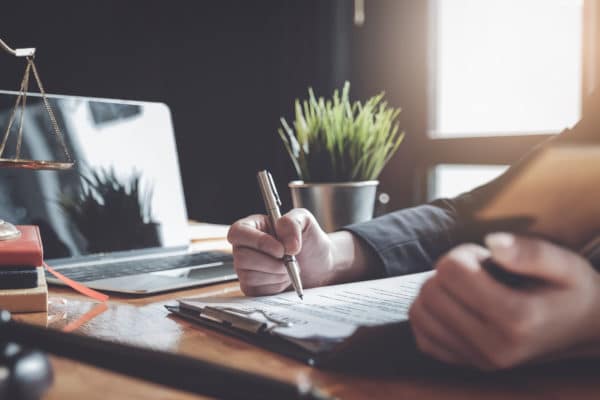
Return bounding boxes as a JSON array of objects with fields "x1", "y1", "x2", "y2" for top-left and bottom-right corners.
[
  {"x1": 227, "y1": 209, "x2": 340, "y2": 296},
  {"x1": 409, "y1": 233, "x2": 600, "y2": 370}
]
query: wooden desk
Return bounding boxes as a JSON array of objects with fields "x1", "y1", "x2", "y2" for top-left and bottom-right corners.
[{"x1": 12, "y1": 255, "x2": 600, "y2": 399}]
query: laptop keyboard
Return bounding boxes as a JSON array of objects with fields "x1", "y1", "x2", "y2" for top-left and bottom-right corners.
[{"x1": 52, "y1": 251, "x2": 233, "y2": 282}]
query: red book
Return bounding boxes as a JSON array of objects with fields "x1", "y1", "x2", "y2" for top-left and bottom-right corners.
[{"x1": 0, "y1": 225, "x2": 43, "y2": 267}]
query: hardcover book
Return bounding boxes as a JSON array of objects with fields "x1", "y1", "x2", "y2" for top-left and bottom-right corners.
[{"x1": 0, "y1": 225, "x2": 44, "y2": 267}]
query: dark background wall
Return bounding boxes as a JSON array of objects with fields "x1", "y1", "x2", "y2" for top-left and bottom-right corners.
[{"x1": 0, "y1": 0, "x2": 424, "y2": 223}]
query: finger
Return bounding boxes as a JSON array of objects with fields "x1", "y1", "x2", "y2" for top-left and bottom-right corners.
[
  {"x1": 235, "y1": 268, "x2": 290, "y2": 287},
  {"x1": 228, "y1": 215, "x2": 284, "y2": 258},
  {"x1": 411, "y1": 324, "x2": 465, "y2": 366},
  {"x1": 419, "y1": 276, "x2": 502, "y2": 368},
  {"x1": 413, "y1": 278, "x2": 494, "y2": 368},
  {"x1": 435, "y1": 244, "x2": 526, "y2": 324},
  {"x1": 409, "y1": 296, "x2": 471, "y2": 364},
  {"x1": 233, "y1": 246, "x2": 287, "y2": 274},
  {"x1": 240, "y1": 281, "x2": 290, "y2": 297},
  {"x1": 485, "y1": 233, "x2": 584, "y2": 284},
  {"x1": 275, "y1": 208, "x2": 316, "y2": 255}
]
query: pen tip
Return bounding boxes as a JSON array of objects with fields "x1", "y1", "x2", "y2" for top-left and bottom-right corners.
[{"x1": 299, "y1": 294, "x2": 304, "y2": 301}]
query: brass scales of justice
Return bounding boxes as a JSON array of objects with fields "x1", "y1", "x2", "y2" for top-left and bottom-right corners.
[{"x1": 0, "y1": 37, "x2": 74, "y2": 241}]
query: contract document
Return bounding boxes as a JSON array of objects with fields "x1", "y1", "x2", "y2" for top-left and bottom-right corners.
[{"x1": 176, "y1": 271, "x2": 433, "y2": 351}]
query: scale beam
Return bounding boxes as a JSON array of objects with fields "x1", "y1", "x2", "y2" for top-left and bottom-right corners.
[{"x1": 0, "y1": 38, "x2": 35, "y2": 57}]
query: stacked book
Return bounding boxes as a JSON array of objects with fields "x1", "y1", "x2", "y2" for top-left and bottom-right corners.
[{"x1": 0, "y1": 226, "x2": 48, "y2": 312}]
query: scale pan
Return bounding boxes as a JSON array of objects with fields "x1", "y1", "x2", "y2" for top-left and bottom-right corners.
[{"x1": 0, "y1": 158, "x2": 74, "y2": 171}]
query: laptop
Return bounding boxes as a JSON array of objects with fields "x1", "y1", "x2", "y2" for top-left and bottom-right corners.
[{"x1": 0, "y1": 90, "x2": 236, "y2": 294}]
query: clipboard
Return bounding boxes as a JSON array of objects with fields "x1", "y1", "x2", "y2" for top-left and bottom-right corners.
[
  {"x1": 165, "y1": 304, "x2": 322, "y2": 365},
  {"x1": 165, "y1": 273, "x2": 447, "y2": 372},
  {"x1": 165, "y1": 303, "x2": 441, "y2": 371}
]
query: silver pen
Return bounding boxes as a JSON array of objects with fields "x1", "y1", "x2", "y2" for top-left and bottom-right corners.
[{"x1": 257, "y1": 170, "x2": 304, "y2": 300}]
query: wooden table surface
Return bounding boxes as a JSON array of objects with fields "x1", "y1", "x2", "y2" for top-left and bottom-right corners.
[{"x1": 11, "y1": 248, "x2": 600, "y2": 399}]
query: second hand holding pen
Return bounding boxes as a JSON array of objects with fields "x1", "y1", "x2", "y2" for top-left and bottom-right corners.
[{"x1": 257, "y1": 170, "x2": 304, "y2": 300}]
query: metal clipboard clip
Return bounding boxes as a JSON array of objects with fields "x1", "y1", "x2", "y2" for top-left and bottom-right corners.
[{"x1": 199, "y1": 306, "x2": 293, "y2": 334}]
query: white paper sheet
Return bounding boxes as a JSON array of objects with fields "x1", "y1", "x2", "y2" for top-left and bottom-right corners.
[{"x1": 179, "y1": 271, "x2": 433, "y2": 340}]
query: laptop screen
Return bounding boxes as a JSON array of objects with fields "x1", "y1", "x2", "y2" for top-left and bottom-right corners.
[{"x1": 0, "y1": 91, "x2": 189, "y2": 259}]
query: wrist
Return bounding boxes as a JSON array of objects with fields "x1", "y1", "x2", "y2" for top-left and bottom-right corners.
[{"x1": 325, "y1": 231, "x2": 379, "y2": 286}]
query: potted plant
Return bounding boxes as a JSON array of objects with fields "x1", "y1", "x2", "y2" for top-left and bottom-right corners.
[
  {"x1": 278, "y1": 82, "x2": 404, "y2": 232},
  {"x1": 59, "y1": 167, "x2": 160, "y2": 254}
]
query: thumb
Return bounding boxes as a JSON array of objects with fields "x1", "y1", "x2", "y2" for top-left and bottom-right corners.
[
  {"x1": 485, "y1": 232, "x2": 582, "y2": 284},
  {"x1": 275, "y1": 208, "x2": 318, "y2": 255}
]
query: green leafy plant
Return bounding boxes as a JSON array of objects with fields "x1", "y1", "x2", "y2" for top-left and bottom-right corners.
[
  {"x1": 59, "y1": 167, "x2": 158, "y2": 253},
  {"x1": 278, "y1": 82, "x2": 404, "y2": 182}
]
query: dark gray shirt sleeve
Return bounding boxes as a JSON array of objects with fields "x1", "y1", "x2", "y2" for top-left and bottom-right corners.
[{"x1": 344, "y1": 198, "x2": 466, "y2": 277}]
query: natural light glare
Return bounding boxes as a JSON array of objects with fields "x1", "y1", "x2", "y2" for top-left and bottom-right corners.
[
  {"x1": 431, "y1": 164, "x2": 508, "y2": 200},
  {"x1": 430, "y1": 0, "x2": 583, "y2": 137}
]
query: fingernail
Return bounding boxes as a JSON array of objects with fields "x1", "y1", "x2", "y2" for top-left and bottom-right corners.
[{"x1": 485, "y1": 232, "x2": 516, "y2": 261}]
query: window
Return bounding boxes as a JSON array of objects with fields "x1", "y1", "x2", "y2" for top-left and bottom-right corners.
[
  {"x1": 424, "y1": 0, "x2": 590, "y2": 201},
  {"x1": 431, "y1": 0, "x2": 583, "y2": 137},
  {"x1": 429, "y1": 164, "x2": 508, "y2": 200}
]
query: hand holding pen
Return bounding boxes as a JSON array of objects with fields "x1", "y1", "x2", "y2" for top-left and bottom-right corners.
[
  {"x1": 256, "y1": 170, "x2": 304, "y2": 299},
  {"x1": 227, "y1": 173, "x2": 339, "y2": 297}
]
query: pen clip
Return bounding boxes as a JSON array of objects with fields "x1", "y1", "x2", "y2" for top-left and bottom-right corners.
[
  {"x1": 266, "y1": 171, "x2": 281, "y2": 207},
  {"x1": 214, "y1": 306, "x2": 293, "y2": 328},
  {"x1": 201, "y1": 306, "x2": 268, "y2": 334}
]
